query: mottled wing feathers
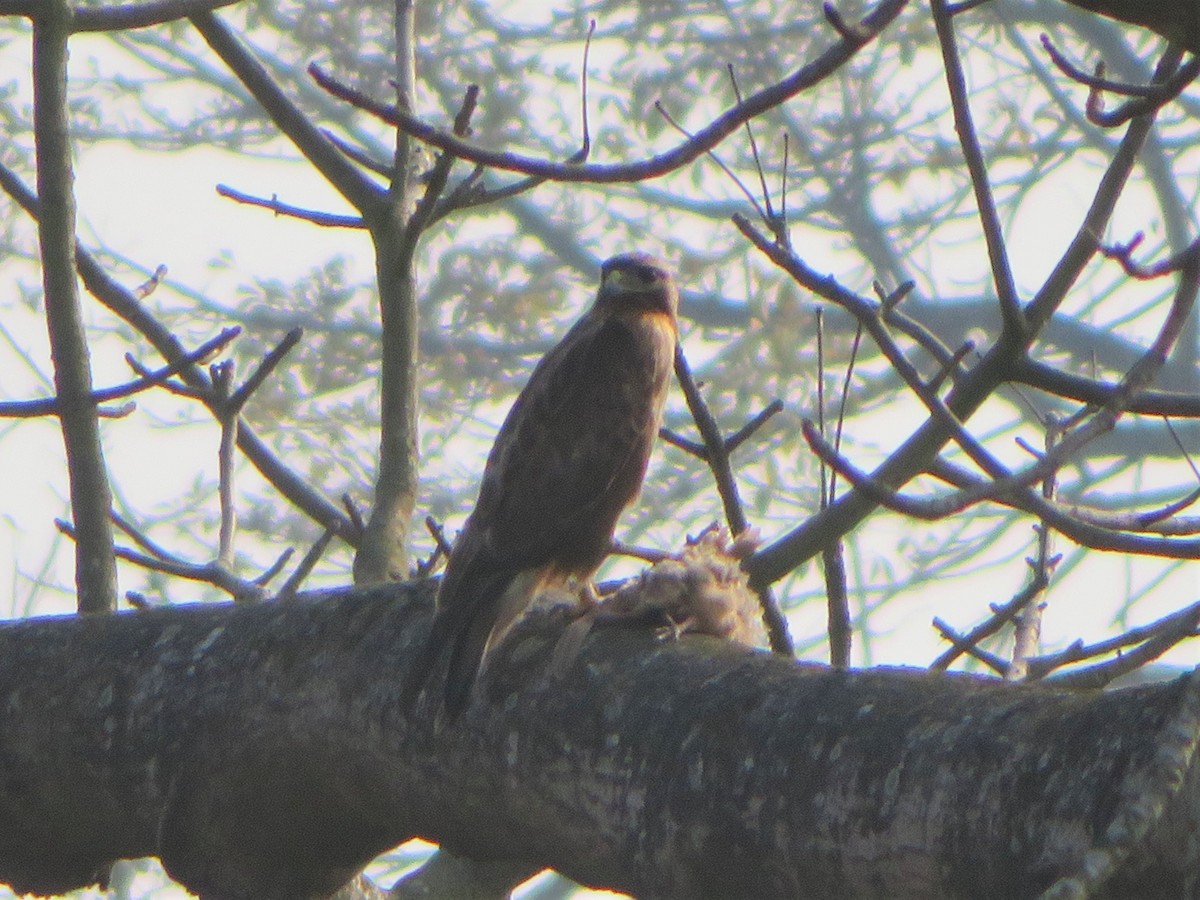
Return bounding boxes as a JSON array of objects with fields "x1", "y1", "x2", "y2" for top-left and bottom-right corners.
[{"x1": 474, "y1": 313, "x2": 672, "y2": 572}]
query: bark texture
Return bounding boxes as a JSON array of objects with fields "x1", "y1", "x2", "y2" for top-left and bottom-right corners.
[{"x1": 0, "y1": 582, "x2": 1197, "y2": 898}]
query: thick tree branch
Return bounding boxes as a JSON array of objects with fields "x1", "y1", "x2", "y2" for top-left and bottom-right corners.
[{"x1": 0, "y1": 585, "x2": 1197, "y2": 898}]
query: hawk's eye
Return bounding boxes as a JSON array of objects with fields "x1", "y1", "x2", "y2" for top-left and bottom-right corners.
[{"x1": 601, "y1": 259, "x2": 668, "y2": 290}]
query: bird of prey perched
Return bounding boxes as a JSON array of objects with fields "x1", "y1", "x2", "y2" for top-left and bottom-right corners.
[{"x1": 408, "y1": 252, "x2": 679, "y2": 716}]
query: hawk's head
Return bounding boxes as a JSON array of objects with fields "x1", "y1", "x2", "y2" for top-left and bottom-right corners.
[{"x1": 596, "y1": 252, "x2": 679, "y2": 320}]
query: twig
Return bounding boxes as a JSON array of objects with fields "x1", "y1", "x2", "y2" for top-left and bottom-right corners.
[
  {"x1": 212, "y1": 360, "x2": 238, "y2": 567},
  {"x1": 425, "y1": 515, "x2": 453, "y2": 560},
  {"x1": 1040, "y1": 36, "x2": 1191, "y2": 99},
  {"x1": 1080, "y1": 55, "x2": 1200, "y2": 129},
  {"x1": 419, "y1": 19, "x2": 598, "y2": 227},
  {"x1": 1047, "y1": 605, "x2": 1200, "y2": 689},
  {"x1": 725, "y1": 400, "x2": 784, "y2": 454},
  {"x1": 930, "y1": 457, "x2": 1200, "y2": 556},
  {"x1": 342, "y1": 493, "x2": 367, "y2": 538},
  {"x1": 816, "y1": 309, "x2": 829, "y2": 508},
  {"x1": 112, "y1": 510, "x2": 181, "y2": 562},
  {"x1": 322, "y1": 129, "x2": 393, "y2": 177},
  {"x1": 822, "y1": 2, "x2": 871, "y2": 41},
  {"x1": 406, "y1": 85, "x2": 480, "y2": 240},
  {"x1": 931, "y1": 618, "x2": 1009, "y2": 674},
  {"x1": 1098, "y1": 232, "x2": 1199, "y2": 280},
  {"x1": 276, "y1": 528, "x2": 335, "y2": 600},
  {"x1": 215, "y1": 184, "x2": 364, "y2": 228},
  {"x1": 830, "y1": 321, "x2": 863, "y2": 500},
  {"x1": 925, "y1": 341, "x2": 973, "y2": 394},
  {"x1": 658, "y1": 428, "x2": 708, "y2": 459},
  {"x1": 1165, "y1": 416, "x2": 1200, "y2": 483},
  {"x1": 252, "y1": 547, "x2": 294, "y2": 588},
  {"x1": 610, "y1": 540, "x2": 676, "y2": 564},
  {"x1": 190, "y1": 11, "x2": 381, "y2": 213},
  {"x1": 811, "y1": 423, "x2": 1200, "y2": 557},
  {"x1": 1011, "y1": 357, "x2": 1200, "y2": 417},
  {"x1": 225, "y1": 327, "x2": 303, "y2": 417},
  {"x1": 412, "y1": 516, "x2": 452, "y2": 579},
  {"x1": 930, "y1": 570, "x2": 1049, "y2": 671},
  {"x1": 822, "y1": 542, "x2": 851, "y2": 668},
  {"x1": 133, "y1": 264, "x2": 168, "y2": 299},
  {"x1": 1007, "y1": 419, "x2": 1062, "y2": 681},
  {"x1": 1057, "y1": 486, "x2": 1200, "y2": 535},
  {"x1": 56, "y1": 518, "x2": 268, "y2": 603},
  {"x1": 655, "y1": 99, "x2": 770, "y2": 226}
]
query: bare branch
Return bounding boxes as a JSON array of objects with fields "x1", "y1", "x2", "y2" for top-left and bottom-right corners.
[
  {"x1": 225, "y1": 327, "x2": 303, "y2": 418},
  {"x1": 931, "y1": 619, "x2": 1009, "y2": 674},
  {"x1": 930, "y1": 570, "x2": 1050, "y2": 672},
  {"x1": 1047, "y1": 605, "x2": 1200, "y2": 690},
  {"x1": 33, "y1": 0, "x2": 117, "y2": 613},
  {"x1": 215, "y1": 184, "x2": 365, "y2": 229},
  {"x1": 307, "y1": 0, "x2": 908, "y2": 184},
  {"x1": 275, "y1": 529, "x2": 335, "y2": 601},
  {"x1": 673, "y1": 347, "x2": 793, "y2": 656},
  {"x1": 405, "y1": 84, "x2": 480, "y2": 240},
  {"x1": 0, "y1": 159, "x2": 356, "y2": 544},
  {"x1": 929, "y1": 0, "x2": 1022, "y2": 339},
  {"x1": 1058, "y1": 487, "x2": 1200, "y2": 536},
  {"x1": 725, "y1": 399, "x2": 784, "y2": 455},
  {"x1": 189, "y1": 10, "x2": 382, "y2": 214},
  {"x1": 1085, "y1": 56, "x2": 1200, "y2": 127},
  {"x1": 57, "y1": 518, "x2": 268, "y2": 603},
  {"x1": 321, "y1": 129, "x2": 393, "y2": 178},
  {"x1": 70, "y1": 0, "x2": 241, "y2": 32},
  {"x1": 1029, "y1": 599, "x2": 1200, "y2": 680},
  {"x1": 211, "y1": 360, "x2": 238, "y2": 568},
  {"x1": 0, "y1": 327, "x2": 239, "y2": 418},
  {"x1": 1010, "y1": 359, "x2": 1200, "y2": 417},
  {"x1": 252, "y1": 547, "x2": 293, "y2": 589},
  {"x1": 132, "y1": 264, "x2": 167, "y2": 299}
]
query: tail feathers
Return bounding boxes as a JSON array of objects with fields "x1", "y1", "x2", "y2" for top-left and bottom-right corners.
[
  {"x1": 401, "y1": 607, "x2": 454, "y2": 709},
  {"x1": 442, "y1": 604, "x2": 502, "y2": 717},
  {"x1": 404, "y1": 568, "x2": 522, "y2": 717}
]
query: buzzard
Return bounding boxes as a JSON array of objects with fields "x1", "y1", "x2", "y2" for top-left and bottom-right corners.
[{"x1": 409, "y1": 252, "x2": 679, "y2": 715}]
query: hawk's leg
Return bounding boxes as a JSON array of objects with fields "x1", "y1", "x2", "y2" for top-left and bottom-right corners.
[{"x1": 578, "y1": 581, "x2": 603, "y2": 610}]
